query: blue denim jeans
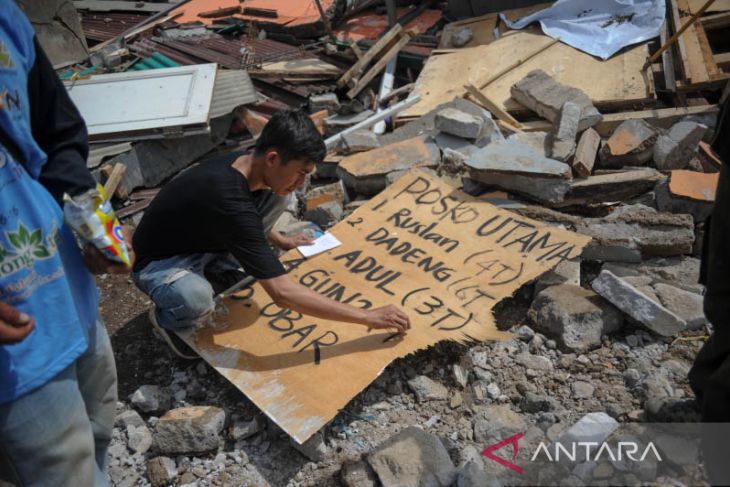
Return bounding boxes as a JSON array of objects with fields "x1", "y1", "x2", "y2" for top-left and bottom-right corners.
[
  {"x1": 132, "y1": 191, "x2": 289, "y2": 331},
  {"x1": 0, "y1": 316, "x2": 117, "y2": 487}
]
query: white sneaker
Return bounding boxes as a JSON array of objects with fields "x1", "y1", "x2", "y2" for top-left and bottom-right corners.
[{"x1": 148, "y1": 307, "x2": 198, "y2": 360}]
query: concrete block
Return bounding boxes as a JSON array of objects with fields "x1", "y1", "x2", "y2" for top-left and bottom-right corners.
[
  {"x1": 467, "y1": 138, "x2": 572, "y2": 179},
  {"x1": 654, "y1": 121, "x2": 708, "y2": 170},
  {"x1": 154, "y1": 406, "x2": 225, "y2": 455},
  {"x1": 572, "y1": 127, "x2": 600, "y2": 177},
  {"x1": 529, "y1": 284, "x2": 623, "y2": 352},
  {"x1": 535, "y1": 259, "x2": 581, "y2": 294},
  {"x1": 507, "y1": 131, "x2": 550, "y2": 157},
  {"x1": 598, "y1": 119, "x2": 658, "y2": 168},
  {"x1": 341, "y1": 129, "x2": 380, "y2": 154},
  {"x1": 566, "y1": 168, "x2": 665, "y2": 205},
  {"x1": 549, "y1": 101, "x2": 581, "y2": 161},
  {"x1": 591, "y1": 270, "x2": 686, "y2": 336},
  {"x1": 511, "y1": 69, "x2": 602, "y2": 131},
  {"x1": 303, "y1": 180, "x2": 347, "y2": 228},
  {"x1": 435, "y1": 108, "x2": 484, "y2": 140},
  {"x1": 468, "y1": 171, "x2": 571, "y2": 204},
  {"x1": 652, "y1": 283, "x2": 706, "y2": 330}
]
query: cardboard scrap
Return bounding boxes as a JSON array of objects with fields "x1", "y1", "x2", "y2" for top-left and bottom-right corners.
[{"x1": 180, "y1": 170, "x2": 591, "y2": 443}]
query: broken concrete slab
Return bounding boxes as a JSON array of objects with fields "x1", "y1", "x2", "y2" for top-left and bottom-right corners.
[
  {"x1": 549, "y1": 101, "x2": 581, "y2": 162},
  {"x1": 598, "y1": 119, "x2": 658, "y2": 167},
  {"x1": 572, "y1": 128, "x2": 600, "y2": 177},
  {"x1": 324, "y1": 110, "x2": 375, "y2": 136},
  {"x1": 575, "y1": 205, "x2": 695, "y2": 260},
  {"x1": 511, "y1": 69, "x2": 603, "y2": 131},
  {"x1": 303, "y1": 181, "x2": 347, "y2": 228},
  {"x1": 466, "y1": 138, "x2": 572, "y2": 179},
  {"x1": 652, "y1": 283, "x2": 706, "y2": 330},
  {"x1": 668, "y1": 170, "x2": 718, "y2": 202},
  {"x1": 529, "y1": 284, "x2": 623, "y2": 353},
  {"x1": 656, "y1": 178, "x2": 714, "y2": 223},
  {"x1": 368, "y1": 427, "x2": 457, "y2": 487},
  {"x1": 337, "y1": 136, "x2": 440, "y2": 196},
  {"x1": 564, "y1": 168, "x2": 666, "y2": 205},
  {"x1": 654, "y1": 121, "x2": 708, "y2": 170},
  {"x1": 534, "y1": 259, "x2": 581, "y2": 294},
  {"x1": 591, "y1": 270, "x2": 686, "y2": 336},
  {"x1": 468, "y1": 171, "x2": 572, "y2": 205},
  {"x1": 435, "y1": 108, "x2": 484, "y2": 140},
  {"x1": 507, "y1": 131, "x2": 550, "y2": 157},
  {"x1": 341, "y1": 129, "x2": 381, "y2": 154}
]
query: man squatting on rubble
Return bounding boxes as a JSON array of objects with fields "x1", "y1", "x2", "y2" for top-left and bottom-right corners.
[
  {"x1": 131, "y1": 110, "x2": 411, "y2": 341},
  {"x1": 0, "y1": 2, "x2": 132, "y2": 485}
]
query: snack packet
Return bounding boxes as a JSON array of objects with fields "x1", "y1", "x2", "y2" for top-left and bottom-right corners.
[{"x1": 63, "y1": 184, "x2": 130, "y2": 266}]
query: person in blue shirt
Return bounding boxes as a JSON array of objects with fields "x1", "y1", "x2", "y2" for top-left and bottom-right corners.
[{"x1": 0, "y1": 2, "x2": 131, "y2": 485}]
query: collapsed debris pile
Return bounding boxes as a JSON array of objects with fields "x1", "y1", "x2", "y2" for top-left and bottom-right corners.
[{"x1": 43, "y1": 0, "x2": 730, "y2": 485}]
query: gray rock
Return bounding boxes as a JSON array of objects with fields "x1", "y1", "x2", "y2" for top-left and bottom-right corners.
[
  {"x1": 451, "y1": 27, "x2": 474, "y2": 48},
  {"x1": 368, "y1": 426, "x2": 457, "y2": 487},
  {"x1": 303, "y1": 180, "x2": 347, "y2": 228},
  {"x1": 473, "y1": 405, "x2": 527, "y2": 444},
  {"x1": 340, "y1": 460, "x2": 377, "y2": 487},
  {"x1": 549, "y1": 101, "x2": 580, "y2": 161},
  {"x1": 654, "y1": 121, "x2": 707, "y2": 170},
  {"x1": 147, "y1": 456, "x2": 178, "y2": 487},
  {"x1": 435, "y1": 108, "x2": 484, "y2": 140},
  {"x1": 467, "y1": 137, "x2": 572, "y2": 179},
  {"x1": 154, "y1": 406, "x2": 225, "y2": 455},
  {"x1": 468, "y1": 171, "x2": 571, "y2": 204},
  {"x1": 652, "y1": 283, "x2": 706, "y2": 329},
  {"x1": 115, "y1": 409, "x2": 145, "y2": 429},
  {"x1": 534, "y1": 259, "x2": 581, "y2": 294},
  {"x1": 130, "y1": 385, "x2": 171, "y2": 415},
  {"x1": 341, "y1": 129, "x2": 380, "y2": 154},
  {"x1": 521, "y1": 392, "x2": 556, "y2": 413},
  {"x1": 515, "y1": 325, "x2": 536, "y2": 342},
  {"x1": 557, "y1": 412, "x2": 619, "y2": 447},
  {"x1": 408, "y1": 376, "x2": 449, "y2": 402},
  {"x1": 507, "y1": 131, "x2": 550, "y2": 157},
  {"x1": 310, "y1": 92, "x2": 340, "y2": 113},
  {"x1": 529, "y1": 285, "x2": 622, "y2": 353},
  {"x1": 457, "y1": 461, "x2": 490, "y2": 487},
  {"x1": 515, "y1": 352, "x2": 553, "y2": 371},
  {"x1": 511, "y1": 69, "x2": 602, "y2": 131},
  {"x1": 229, "y1": 416, "x2": 263, "y2": 441},
  {"x1": 623, "y1": 368, "x2": 641, "y2": 387},
  {"x1": 291, "y1": 431, "x2": 327, "y2": 462},
  {"x1": 127, "y1": 424, "x2": 153, "y2": 454},
  {"x1": 452, "y1": 364, "x2": 469, "y2": 388},
  {"x1": 566, "y1": 168, "x2": 665, "y2": 206},
  {"x1": 592, "y1": 270, "x2": 686, "y2": 336},
  {"x1": 571, "y1": 381, "x2": 595, "y2": 399}
]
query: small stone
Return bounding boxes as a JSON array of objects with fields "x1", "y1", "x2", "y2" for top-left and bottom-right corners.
[
  {"x1": 127, "y1": 424, "x2": 153, "y2": 454},
  {"x1": 340, "y1": 460, "x2": 377, "y2": 487},
  {"x1": 115, "y1": 409, "x2": 145, "y2": 429},
  {"x1": 450, "y1": 392, "x2": 464, "y2": 409},
  {"x1": 623, "y1": 368, "x2": 641, "y2": 387},
  {"x1": 229, "y1": 416, "x2": 263, "y2": 441},
  {"x1": 130, "y1": 385, "x2": 172, "y2": 414},
  {"x1": 408, "y1": 375, "x2": 449, "y2": 402},
  {"x1": 452, "y1": 364, "x2": 469, "y2": 388},
  {"x1": 473, "y1": 405, "x2": 527, "y2": 443},
  {"x1": 456, "y1": 460, "x2": 489, "y2": 487},
  {"x1": 291, "y1": 431, "x2": 327, "y2": 462},
  {"x1": 147, "y1": 456, "x2": 178, "y2": 487},
  {"x1": 487, "y1": 383, "x2": 501, "y2": 399},
  {"x1": 515, "y1": 352, "x2": 553, "y2": 371},
  {"x1": 571, "y1": 381, "x2": 595, "y2": 399},
  {"x1": 515, "y1": 325, "x2": 536, "y2": 341},
  {"x1": 435, "y1": 108, "x2": 484, "y2": 140},
  {"x1": 521, "y1": 392, "x2": 556, "y2": 413},
  {"x1": 154, "y1": 406, "x2": 225, "y2": 455}
]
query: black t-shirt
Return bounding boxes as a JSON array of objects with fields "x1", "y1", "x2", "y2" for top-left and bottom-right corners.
[{"x1": 132, "y1": 153, "x2": 286, "y2": 280}]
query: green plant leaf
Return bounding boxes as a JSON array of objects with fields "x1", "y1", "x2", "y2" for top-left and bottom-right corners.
[
  {"x1": 17, "y1": 224, "x2": 30, "y2": 246},
  {"x1": 7, "y1": 231, "x2": 21, "y2": 249},
  {"x1": 32, "y1": 246, "x2": 50, "y2": 259},
  {"x1": 30, "y1": 229, "x2": 42, "y2": 245}
]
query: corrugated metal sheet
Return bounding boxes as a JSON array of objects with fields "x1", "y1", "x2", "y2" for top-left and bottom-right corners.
[
  {"x1": 80, "y1": 12, "x2": 150, "y2": 42},
  {"x1": 209, "y1": 69, "x2": 258, "y2": 118}
]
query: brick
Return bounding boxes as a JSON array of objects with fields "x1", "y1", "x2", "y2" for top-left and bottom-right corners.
[{"x1": 435, "y1": 108, "x2": 484, "y2": 140}]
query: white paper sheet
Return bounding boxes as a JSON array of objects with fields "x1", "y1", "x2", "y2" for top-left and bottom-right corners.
[{"x1": 298, "y1": 232, "x2": 342, "y2": 258}]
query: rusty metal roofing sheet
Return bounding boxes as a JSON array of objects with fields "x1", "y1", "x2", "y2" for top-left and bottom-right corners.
[
  {"x1": 334, "y1": 8, "x2": 443, "y2": 42},
  {"x1": 81, "y1": 12, "x2": 150, "y2": 42},
  {"x1": 170, "y1": 0, "x2": 335, "y2": 27}
]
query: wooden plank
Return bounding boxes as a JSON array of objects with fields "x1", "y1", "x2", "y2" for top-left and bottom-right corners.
[
  {"x1": 399, "y1": 31, "x2": 655, "y2": 120},
  {"x1": 660, "y1": 21, "x2": 677, "y2": 92},
  {"x1": 179, "y1": 169, "x2": 590, "y2": 444},
  {"x1": 670, "y1": 0, "x2": 693, "y2": 81},
  {"x1": 672, "y1": 0, "x2": 712, "y2": 83},
  {"x1": 701, "y1": 11, "x2": 730, "y2": 29},
  {"x1": 688, "y1": 0, "x2": 730, "y2": 12},
  {"x1": 438, "y1": 3, "x2": 551, "y2": 49},
  {"x1": 716, "y1": 52, "x2": 730, "y2": 69},
  {"x1": 102, "y1": 163, "x2": 127, "y2": 201},
  {"x1": 346, "y1": 30, "x2": 415, "y2": 99},
  {"x1": 463, "y1": 83, "x2": 524, "y2": 129},
  {"x1": 520, "y1": 105, "x2": 720, "y2": 136},
  {"x1": 337, "y1": 24, "x2": 403, "y2": 89},
  {"x1": 695, "y1": 19, "x2": 721, "y2": 77}
]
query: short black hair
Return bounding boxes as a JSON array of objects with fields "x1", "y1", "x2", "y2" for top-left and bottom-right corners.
[{"x1": 254, "y1": 109, "x2": 326, "y2": 164}]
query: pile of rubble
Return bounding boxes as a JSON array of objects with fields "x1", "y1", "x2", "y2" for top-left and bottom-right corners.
[{"x1": 36, "y1": 0, "x2": 730, "y2": 485}]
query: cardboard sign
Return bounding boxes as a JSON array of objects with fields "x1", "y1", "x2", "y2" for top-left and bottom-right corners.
[{"x1": 180, "y1": 170, "x2": 592, "y2": 443}]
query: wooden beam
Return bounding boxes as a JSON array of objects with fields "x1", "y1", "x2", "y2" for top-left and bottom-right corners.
[
  {"x1": 660, "y1": 22, "x2": 677, "y2": 92},
  {"x1": 337, "y1": 24, "x2": 403, "y2": 89},
  {"x1": 463, "y1": 83, "x2": 524, "y2": 130},
  {"x1": 102, "y1": 163, "x2": 127, "y2": 201},
  {"x1": 715, "y1": 52, "x2": 730, "y2": 70},
  {"x1": 519, "y1": 105, "x2": 720, "y2": 136},
  {"x1": 346, "y1": 30, "x2": 416, "y2": 99},
  {"x1": 700, "y1": 11, "x2": 730, "y2": 30}
]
